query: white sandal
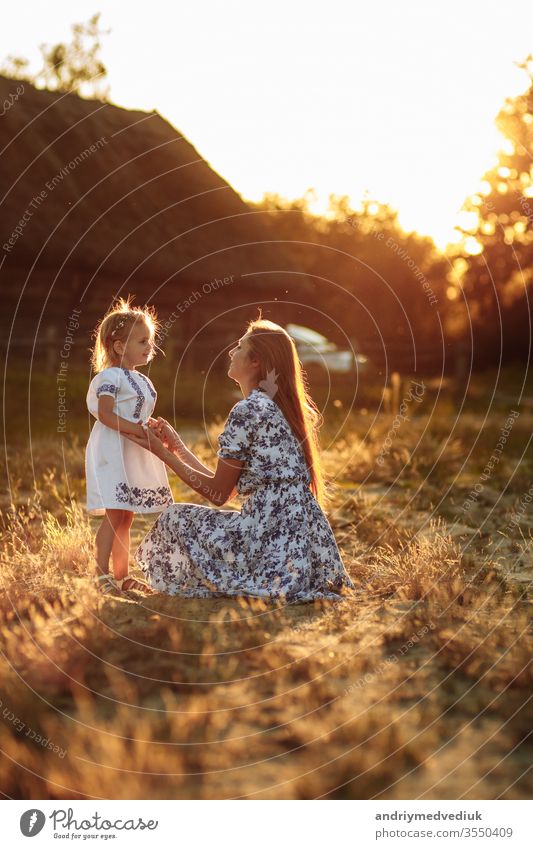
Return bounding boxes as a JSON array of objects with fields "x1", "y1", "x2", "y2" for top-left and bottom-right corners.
[
  {"x1": 115, "y1": 575, "x2": 155, "y2": 594},
  {"x1": 93, "y1": 573, "x2": 122, "y2": 595}
]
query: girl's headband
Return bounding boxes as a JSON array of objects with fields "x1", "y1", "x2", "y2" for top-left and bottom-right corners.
[{"x1": 110, "y1": 317, "x2": 127, "y2": 336}]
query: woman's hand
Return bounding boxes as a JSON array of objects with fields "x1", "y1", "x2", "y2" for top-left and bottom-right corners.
[
  {"x1": 148, "y1": 417, "x2": 181, "y2": 451},
  {"x1": 124, "y1": 425, "x2": 168, "y2": 459},
  {"x1": 146, "y1": 418, "x2": 168, "y2": 444}
]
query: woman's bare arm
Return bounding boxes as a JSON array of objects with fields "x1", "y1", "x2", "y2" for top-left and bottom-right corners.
[
  {"x1": 125, "y1": 428, "x2": 242, "y2": 506},
  {"x1": 164, "y1": 452, "x2": 242, "y2": 505},
  {"x1": 151, "y1": 417, "x2": 214, "y2": 475}
]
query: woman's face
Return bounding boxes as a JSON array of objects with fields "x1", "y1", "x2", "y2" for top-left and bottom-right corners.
[{"x1": 228, "y1": 334, "x2": 258, "y2": 383}]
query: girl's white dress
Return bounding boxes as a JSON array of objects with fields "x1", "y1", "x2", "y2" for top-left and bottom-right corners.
[{"x1": 85, "y1": 366, "x2": 173, "y2": 516}]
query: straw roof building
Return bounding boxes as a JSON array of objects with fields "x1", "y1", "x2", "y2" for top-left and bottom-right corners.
[{"x1": 0, "y1": 75, "x2": 313, "y2": 370}]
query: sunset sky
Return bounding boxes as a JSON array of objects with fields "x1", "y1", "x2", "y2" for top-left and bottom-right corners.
[{"x1": 2, "y1": 0, "x2": 533, "y2": 248}]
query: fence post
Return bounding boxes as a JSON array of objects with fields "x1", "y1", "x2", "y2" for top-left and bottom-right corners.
[
  {"x1": 164, "y1": 333, "x2": 175, "y2": 374},
  {"x1": 454, "y1": 340, "x2": 469, "y2": 409},
  {"x1": 391, "y1": 371, "x2": 401, "y2": 416},
  {"x1": 45, "y1": 325, "x2": 57, "y2": 374}
]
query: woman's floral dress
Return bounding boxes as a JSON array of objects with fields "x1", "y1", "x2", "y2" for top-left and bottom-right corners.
[{"x1": 135, "y1": 387, "x2": 355, "y2": 601}]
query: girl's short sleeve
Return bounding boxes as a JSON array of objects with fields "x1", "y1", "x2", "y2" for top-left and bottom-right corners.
[
  {"x1": 217, "y1": 400, "x2": 254, "y2": 461},
  {"x1": 87, "y1": 368, "x2": 121, "y2": 418},
  {"x1": 94, "y1": 369, "x2": 119, "y2": 399}
]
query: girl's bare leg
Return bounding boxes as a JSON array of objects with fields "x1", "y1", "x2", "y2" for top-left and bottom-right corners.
[
  {"x1": 95, "y1": 509, "x2": 125, "y2": 576},
  {"x1": 111, "y1": 511, "x2": 134, "y2": 581}
]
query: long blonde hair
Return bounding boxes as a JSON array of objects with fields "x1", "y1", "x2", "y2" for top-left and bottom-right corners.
[
  {"x1": 91, "y1": 297, "x2": 158, "y2": 372},
  {"x1": 245, "y1": 317, "x2": 326, "y2": 507}
]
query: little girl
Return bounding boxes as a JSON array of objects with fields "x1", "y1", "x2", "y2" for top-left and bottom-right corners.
[{"x1": 86, "y1": 298, "x2": 173, "y2": 594}]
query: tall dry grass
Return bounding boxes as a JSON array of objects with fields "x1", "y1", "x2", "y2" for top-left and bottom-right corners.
[{"x1": 0, "y1": 410, "x2": 531, "y2": 799}]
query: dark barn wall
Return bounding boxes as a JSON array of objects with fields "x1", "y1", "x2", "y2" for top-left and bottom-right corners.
[{"x1": 0, "y1": 76, "x2": 314, "y2": 381}]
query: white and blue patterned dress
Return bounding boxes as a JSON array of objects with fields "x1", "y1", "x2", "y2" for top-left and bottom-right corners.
[
  {"x1": 85, "y1": 366, "x2": 173, "y2": 516},
  {"x1": 135, "y1": 387, "x2": 355, "y2": 601}
]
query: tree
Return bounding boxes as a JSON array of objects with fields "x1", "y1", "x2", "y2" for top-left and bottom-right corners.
[
  {"x1": 251, "y1": 192, "x2": 449, "y2": 373},
  {"x1": 453, "y1": 55, "x2": 533, "y2": 365},
  {"x1": 2, "y1": 13, "x2": 110, "y2": 100}
]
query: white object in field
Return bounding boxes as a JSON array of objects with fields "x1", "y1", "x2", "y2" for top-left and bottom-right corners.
[{"x1": 285, "y1": 323, "x2": 367, "y2": 374}]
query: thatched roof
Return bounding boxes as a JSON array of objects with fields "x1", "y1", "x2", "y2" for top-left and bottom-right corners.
[{"x1": 0, "y1": 75, "x2": 312, "y2": 327}]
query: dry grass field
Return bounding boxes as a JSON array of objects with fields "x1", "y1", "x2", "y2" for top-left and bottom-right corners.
[{"x1": 0, "y1": 403, "x2": 532, "y2": 799}]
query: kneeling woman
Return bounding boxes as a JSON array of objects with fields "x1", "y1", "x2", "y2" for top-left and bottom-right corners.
[{"x1": 128, "y1": 318, "x2": 355, "y2": 602}]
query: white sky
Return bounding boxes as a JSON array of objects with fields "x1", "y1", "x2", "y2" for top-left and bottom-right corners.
[{"x1": 2, "y1": 0, "x2": 532, "y2": 247}]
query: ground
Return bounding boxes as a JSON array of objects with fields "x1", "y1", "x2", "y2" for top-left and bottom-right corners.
[{"x1": 0, "y1": 404, "x2": 531, "y2": 799}]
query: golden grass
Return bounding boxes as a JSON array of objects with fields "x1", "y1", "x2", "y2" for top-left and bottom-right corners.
[{"x1": 0, "y1": 410, "x2": 531, "y2": 799}]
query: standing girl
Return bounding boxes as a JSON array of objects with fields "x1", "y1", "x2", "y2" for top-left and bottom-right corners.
[{"x1": 86, "y1": 298, "x2": 173, "y2": 594}]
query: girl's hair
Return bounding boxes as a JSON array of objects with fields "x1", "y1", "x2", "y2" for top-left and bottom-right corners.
[
  {"x1": 91, "y1": 297, "x2": 158, "y2": 372},
  {"x1": 244, "y1": 317, "x2": 326, "y2": 507}
]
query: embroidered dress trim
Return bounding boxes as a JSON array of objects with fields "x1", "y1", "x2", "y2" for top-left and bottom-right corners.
[
  {"x1": 96, "y1": 383, "x2": 117, "y2": 398},
  {"x1": 115, "y1": 482, "x2": 173, "y2": 509},
  {"x1": 137, "y1": 372, "x2": 156, "y2": 400},
  {"x1": 121, "y1": 369, "x2": 144, "y2": 419}
]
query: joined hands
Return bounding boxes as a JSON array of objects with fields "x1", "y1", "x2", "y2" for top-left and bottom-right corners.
[
  {"x1": 123, "y1": 417, "x2": 182, "y2": 458},
  {"x1": 147, "y1": 417, "x2": 181, "y2": 451}
]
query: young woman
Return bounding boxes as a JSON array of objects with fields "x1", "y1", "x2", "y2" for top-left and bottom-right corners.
[{"x1": 127, "y1": 318, "x2": 355, "y2": 601}]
